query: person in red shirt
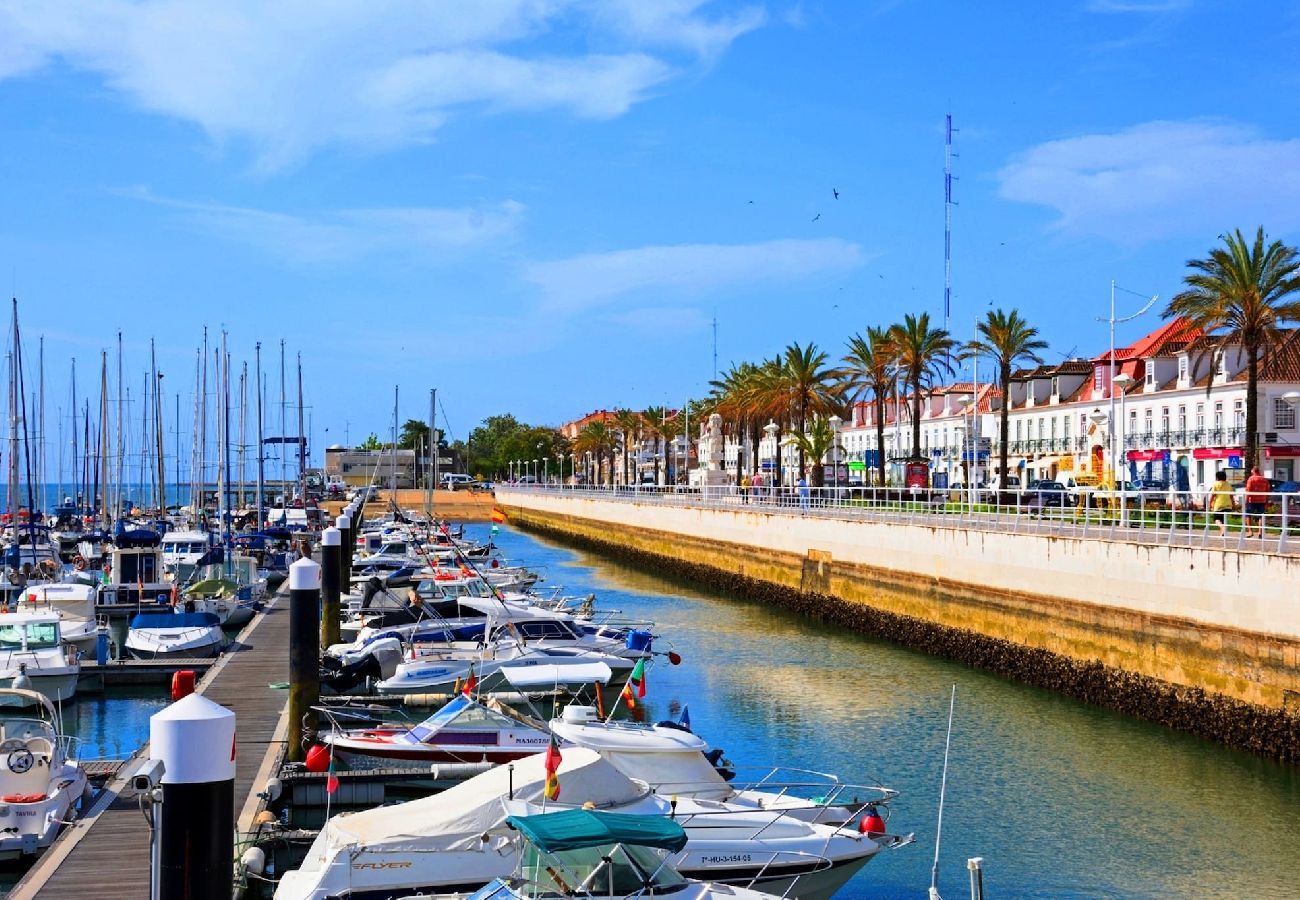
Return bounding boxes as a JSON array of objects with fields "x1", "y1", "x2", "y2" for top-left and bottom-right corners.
[{"x1": 1243, "y1": 466, "x2": 1271, "y2": 538}]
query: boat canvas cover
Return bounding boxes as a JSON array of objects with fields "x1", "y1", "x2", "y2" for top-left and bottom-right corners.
[
  {"x1": 507, "y1": 809, "x2": 688, "y2": 854},
  {"x1": 129, "y1": 612, "x2": 221, "y2": 629},
  {"x1": 502, "y1": 662, "x2": 612, "y2": 688},
  {"x1": 324, "y1": 748, "x2": 646, "y2": 854}
]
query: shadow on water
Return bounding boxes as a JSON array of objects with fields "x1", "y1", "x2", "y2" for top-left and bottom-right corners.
[{"x1": 489, "y1": 524, "x2": 1300, "y2": 899}]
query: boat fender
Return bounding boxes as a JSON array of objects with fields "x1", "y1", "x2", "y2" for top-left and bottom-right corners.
[
  {"x1": 73, "y1": 556, "x2": 87, "y2": 571},
  {"x1": 241, "y1": 846, "x2": 266, "y2": 877},
  {"x1": 171, "y1": 670, "x2": 197, "y2": 702},
  {"x1": 859, "y1": 806, "x2": 887, "y2": 838},
  {"x1": 303, "y1": 744, "x2": 332, "y2": 773}
]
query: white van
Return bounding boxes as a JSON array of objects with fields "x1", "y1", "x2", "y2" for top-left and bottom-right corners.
[{"x1": 440, "y1": 473, "x2": 474, "y2": 490}]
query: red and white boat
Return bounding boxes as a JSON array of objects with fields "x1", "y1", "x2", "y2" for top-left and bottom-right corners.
[{"x1": 321, "y1": 693, "x2": 551, "y2": 765}]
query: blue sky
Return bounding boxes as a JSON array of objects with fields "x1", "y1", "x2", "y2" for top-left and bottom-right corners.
[{"x1": 2, "y1": 0, "x2": 1299, "y2": 458}]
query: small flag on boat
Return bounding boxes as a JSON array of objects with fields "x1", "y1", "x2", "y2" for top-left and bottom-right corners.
[
  {"x1": 326, "y1": 746, "x2": 339, "y2": 795},
  {"x1": 491, "y1": 506, "x2": 507, "y2": 524},
  {"x1": 462, "y1": 664, "x2": 477, "y2": 696},
  {"x1": 621, "y1": 659, "x2": 646, "y2": 708},
  {"x1": 679, "y1": 706, "x2": 691, "y2": 731},
  {"x1": 543, "y1": 731, "x2": 562, "y2": 801}
]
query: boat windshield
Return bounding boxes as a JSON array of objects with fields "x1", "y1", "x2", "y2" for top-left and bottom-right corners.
[
  {"x1": 520, "y1": 842, "x2": 688, "y2": 898},
  {"x1": 0, "y1": 621, "x2": 60, "y2": 650}
]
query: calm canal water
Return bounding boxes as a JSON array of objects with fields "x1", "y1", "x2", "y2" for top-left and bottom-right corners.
[{"x1": 484, "y1": 523, "x2": 1300, "y2": 899}]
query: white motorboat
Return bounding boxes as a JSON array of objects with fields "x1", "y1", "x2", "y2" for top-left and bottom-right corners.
[
  {"x1": 321, "y1": 692, "x2": 553, "y2": 766},
  {"x1": 13, "y1": 583, "x2": 99, "y2": 654},
  {"x1": 160, "y1": 529, "x2": 215, "y2": 579},
  {"x1": 125, "y1": 611, "x2": 223, "y2": 659},
  {"x1": 374, "y1": 644, "x2": 631, "y2": 696},
  {"x1": 274, "y1": 747, "x2": 883, "y2": 900},
  {"x1": 471, "y1": 808, "x2": 776, "y2": 900},
  {"x1": 0, "y1": 612, "x2": 80, "y2": 702},
  {"x1": 0, "y1": 688, "x2": 89, "y2": 859},
  {"x1": 551, "y1": 705, "x2": 907, "y2": 829}
]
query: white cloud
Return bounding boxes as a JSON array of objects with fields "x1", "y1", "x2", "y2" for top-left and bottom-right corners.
[
  {"x1": 997, "y1": 120, "x2": 1300, "y2": 242},
  {"x1": 119, "y1": 188, "x2": 524, "y2": 265},
  {"x1": 0, "y1": 1, "x2": 762, "y2": 169},
  {"x1": 524, "y1": 238, "x2": 865, "y2": 311},
  {"x1": 1085, "y1": 0, "x2": 1189, "y2": 12}
]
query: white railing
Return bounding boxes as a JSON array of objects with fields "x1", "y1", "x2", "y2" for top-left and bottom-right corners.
[{"x1": 500, "y1": 483, "x2": 1300, "y2": 554}]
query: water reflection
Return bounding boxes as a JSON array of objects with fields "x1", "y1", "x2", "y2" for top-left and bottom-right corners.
[{"x1": 492, "y1": 525, "x2": 1300, "y2": 899}]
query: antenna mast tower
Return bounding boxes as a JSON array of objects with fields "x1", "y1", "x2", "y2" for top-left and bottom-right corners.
[{"x1": 944, "y1": 113, "x2": 956, "y2": 335}]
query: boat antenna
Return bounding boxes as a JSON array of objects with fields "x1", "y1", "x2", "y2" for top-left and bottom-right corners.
[{"x1": 929, "y1": 684, "x2": 956, "y2": 900}]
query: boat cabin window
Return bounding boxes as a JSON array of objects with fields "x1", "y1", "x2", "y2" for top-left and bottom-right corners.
[
  {"x1": 515, "y1": 621, "x2": 580, "y2": 641},
  {"x1": 520, "y1": 844, "x2": 685, "y2": 898},
  {"x1": 379, "y1": 542, "x2": 408, "y2": 556},
  {"x1": 468, "y1": 581, "x2": 492, "y2": 598},
  {"x1": 0, "y1": 621, "x2": 59, "y2": 650},
  {"x1": 116, "y1": 552, "x2": 159, "y2": 584}
]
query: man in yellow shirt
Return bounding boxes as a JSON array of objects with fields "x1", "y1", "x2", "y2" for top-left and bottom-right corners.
[{"x1": 1209, "y1": 470, "x2": 1234, "y2": 537}]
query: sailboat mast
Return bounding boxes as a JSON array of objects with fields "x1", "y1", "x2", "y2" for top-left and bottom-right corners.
[
  {"x1": 238, "y1": 362, "x2": 247, "y2": 513},
  {"x1": 98, "y1": 353, "x2": 110, "y2": 527},
  {"x1": 37, "y1": 336, "x2": 44, "y2": 509},
  {"x1": 70, "y1": 359, "x2": 78, "y2": 509},
  {"x1": 278, "y1": 339, "x2": 286, "y2": 505},
  {"x1": 426, "y1": 388, "x2": 436, "y2": 517},
  {"x1": 296, "y1": 352, "x2": 306, "y2": 502},
  {"x1": 115, "y1": 331, "x2": 123, "y2": 518},
  {"x1": 221, "y1": 332, "x2": 232, "y2": 545},
  {"x1": 153, "y1": 339, "x2": 166, "y2": 512},
  {"x1": 255, "y1": 342, "x2": 265, "y2": 530},
  {"x1": 391, "y1": 386, "x2": 399, "y2": 498}
]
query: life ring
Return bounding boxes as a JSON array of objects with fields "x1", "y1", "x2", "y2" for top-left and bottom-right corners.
[{"x1": 73, "y1": 556, "x2": 87, "y2": 571}]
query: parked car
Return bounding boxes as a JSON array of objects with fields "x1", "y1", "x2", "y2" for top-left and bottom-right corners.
[
  {"x1": 440, "y1": 473, "x2": 474, "y2": 490},
  {"x1": 349, "y1": 485, "x2": 380, "y2": 501},
  {"x1": 1027, "y1": 480, "x2": 1067, "y2": 508}
]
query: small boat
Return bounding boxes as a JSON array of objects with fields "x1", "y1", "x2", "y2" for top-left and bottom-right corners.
[
  {"x1": 321, "y1": 692, "x2": 552, "y2": 765},
  {"x1": 374, "y1": 646, "x2": 625, "y2": 696},
  {"x1": 125, "y1": 611, "x2": 223, "y2": 660},
  {"x1": 0, "y1": 688, "x2": 89, "y2": 860},
  {"x1": 273, "y1": 747, "x2": 884, "y2": 900},
  {"x1": 0, "y1": 612, "x2": 80, "y2": 702},
  {"x1": 474, "y1": 809, "x2": 775, "y2": 900}
]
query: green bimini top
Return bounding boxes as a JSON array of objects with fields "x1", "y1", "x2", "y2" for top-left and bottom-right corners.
[{"x1": 506, "y1": 809, "x2": 688, "y2": 854}]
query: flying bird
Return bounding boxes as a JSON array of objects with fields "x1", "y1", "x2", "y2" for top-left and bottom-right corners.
[
  {"x1": 811, "y1": 213, "x2": 821, "y2": 222},
  {"x1": 832, "y1": 188, "x2": 839, "y2": 199},
  {"x1": 748, "y1": 200, "x2": 754, "y2": 204}
]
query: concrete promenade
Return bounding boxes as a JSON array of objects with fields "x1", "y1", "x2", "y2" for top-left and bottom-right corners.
[{"x1": 499, "y1": 486, "x2": 1300, "y2": 758}]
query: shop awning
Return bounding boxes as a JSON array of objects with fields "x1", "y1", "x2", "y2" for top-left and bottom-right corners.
[
  {"x1": 1126, "y1": 450, "x2": 1170, "y2": 462},
  {"x1": 1192, "y1": 447, "x2": 1242, "y2": 460},
  {"x1": 1264, "y1": 446, "x2": 1300, "y2": 459}
]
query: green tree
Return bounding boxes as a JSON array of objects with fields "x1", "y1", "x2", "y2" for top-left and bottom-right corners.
[
  {"x1": 397, "y1": 419, "x2": 431, "y2": 450},
  {"x1": 358, "y1": 433, "x2": 383, "y2": 450},
  {"x1": 780, "y1": 342, "x2": 844, "y2": 479},
  {"x1": 839, "y1": 326, "x2": 897, "y2": 487},
  {"x1": 784, "y1": 416, "x2": 840, "y2": 487},
  {"x1": 574, "y1": 420, "x2": 616, "y2": 486},
  {"x1": 963, "y1": 308, "x2": 1047, "y2": 491},
  {"x1": 612, "y1": 409, "x2": 642, "y2": 486},
  {"x1": 891, "y1": 313, "x2": 956, "y2": 471},
  {"x1": 1166, "y1": 227, "x2": 1300, "y2": 469}
]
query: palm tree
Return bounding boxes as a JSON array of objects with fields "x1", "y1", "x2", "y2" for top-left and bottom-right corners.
[
  {"x1": 780, "y1": 342, "x2": 843, "y2": 478},
  {"x1": 574, "y1": 420, "x2": 615, "y2": 486},
  {"x1": 963, "y1": 308, "x2": 1047, "y2": 492},
  {"x1": 839, "y1": 326, "x2": 897, "y2": 487},
  {"x1": 659, "y1": 414, "x2": 683, "y2": 484},
  {"x1": 642, "y1": 406, "x2": 670, "y2": 486},
  {"x1": 612, "y1": 409, "x2": 642, "y2": 486},
  {"x1": 1166, "y1": 227, "x2": 1300, "y2": 469},
  {"x1": 891, "y1": 313, "x2": 956, "y2": 471},
  {"x1": 785, "y1": 416, "x2": 840, "y2": 487}
]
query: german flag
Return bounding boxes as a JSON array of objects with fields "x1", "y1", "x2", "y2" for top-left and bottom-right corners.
[
  {"x1": 543, "y1": 731, "x2": 562, "y2": 801},
  {"x1": 490, "y1": 506, "x2": 507, "y2": 524}
]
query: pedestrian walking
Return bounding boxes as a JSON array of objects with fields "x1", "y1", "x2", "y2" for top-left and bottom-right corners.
[
  {"x1": 798, "y1": 475, "x2": 810, "y2": 511},
  {"x1": 751, "y1": 471, "x2": 763, "y2": 502},
  {"x1": 1209, "y1": 470, "x2": 1234, "y2": 537},
  {"x1": 1243, "y1": 466, "x2": 1271, "y2": 538},
  {"x1": 740, "y1": 474, "x2": 751, "y2": 504}
]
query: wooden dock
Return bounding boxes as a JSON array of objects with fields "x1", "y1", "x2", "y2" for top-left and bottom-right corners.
[{"x1": 11, "y1": 588, "x2": 292, "y2": 900}]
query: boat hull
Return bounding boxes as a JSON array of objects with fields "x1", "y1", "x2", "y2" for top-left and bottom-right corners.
[{"x1": 0, "y1": 671, "x2": 79, "y2": 703}]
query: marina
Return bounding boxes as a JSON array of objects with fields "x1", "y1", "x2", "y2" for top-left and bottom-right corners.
[{"x1": 4, "y1": 4, "x2": 1300, "y2": 896}]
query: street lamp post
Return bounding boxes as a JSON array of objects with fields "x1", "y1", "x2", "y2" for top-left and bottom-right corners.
[
  {"x1": 1114, "y1": 372, "x2": 1136, "y2": 526},
  {"x1": 543, "y1": 457, "x2": 549, "y2": 485},
  {"x1": 1100, "y1": 281, "x2": 1158, "y2": 492},
  {"x1": 829, "y1": 414, "x2": 843, "y2": 494}
]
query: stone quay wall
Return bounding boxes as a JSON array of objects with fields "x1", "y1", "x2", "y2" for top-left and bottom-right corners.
[{"x1": 498, "y1": 488, "x2": 1300, "y2": 762}]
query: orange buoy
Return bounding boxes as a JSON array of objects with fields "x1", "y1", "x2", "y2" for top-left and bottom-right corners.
[
  {"x1": 304, "y1": 743, "x2": 332, "y2": 773},
  {"x1": 858, "y1": 806, "x2": 887, "y2": 838},
  {"x1": 171, "y1": 669, "x2": 197, "y2": 702}
]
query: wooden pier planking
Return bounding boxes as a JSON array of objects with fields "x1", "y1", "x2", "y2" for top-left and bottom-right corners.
[{"x1": 12, "y1": 590, "x2": 292, "y2": 900}]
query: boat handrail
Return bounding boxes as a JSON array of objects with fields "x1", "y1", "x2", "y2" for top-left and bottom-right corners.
[{"x1": 735, "y1": 849, "x2": 834, "y2": 896}]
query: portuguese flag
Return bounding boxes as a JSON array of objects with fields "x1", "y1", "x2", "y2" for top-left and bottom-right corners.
[
  {"x1": 543, "y1": 731, "x2": 562, "y2": 801},
  {"x1": 621, "y1": 659, "x2": 646, "y2": 708}
]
